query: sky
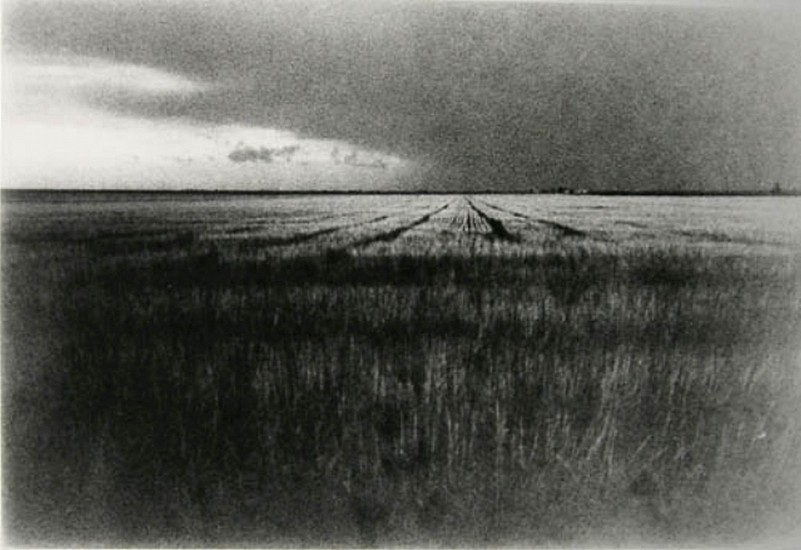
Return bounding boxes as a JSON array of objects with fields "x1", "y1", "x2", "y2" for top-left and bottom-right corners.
[
  {"x1": 3, "y1": 52, "x2": 412, "y2": 190},
  {"x1": 3, "y1": 0, "x2": 801, "y2": 191}
]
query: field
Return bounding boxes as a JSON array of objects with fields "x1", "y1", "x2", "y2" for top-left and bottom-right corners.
[{"x1": 3, "y1": 191, "x2": 801, "y2": 546}]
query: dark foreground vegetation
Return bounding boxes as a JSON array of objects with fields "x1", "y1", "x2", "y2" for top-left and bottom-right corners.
[{"x1": 3, "y1": 203, "x2": 801, "y2": 547}]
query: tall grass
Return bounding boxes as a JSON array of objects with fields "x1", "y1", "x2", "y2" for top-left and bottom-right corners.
[{"x1": 4, "y1": 206, "x2": 801, "y2": 546}]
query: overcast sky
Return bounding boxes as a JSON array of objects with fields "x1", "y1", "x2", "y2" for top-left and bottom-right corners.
[{"x1": 3, "y1": 0, "x2": 800, "y2": 191}]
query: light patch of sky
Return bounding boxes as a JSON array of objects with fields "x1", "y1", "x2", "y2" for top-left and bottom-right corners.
[
  {"x1": 12, "y1": 54, "x2": 205, "y2": 97},
  {"x1": 435, "y1": 0, "x2": 794, "y2": 6},
  {"x1": 2, "y1": 0, "x2": 780, "y2": 4},
  {"x1": 2, "y1": 54, "x2": 409, "y2": 189}
]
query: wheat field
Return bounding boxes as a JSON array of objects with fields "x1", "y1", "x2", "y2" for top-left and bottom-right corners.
[{"x1": 3, "y1": 191, "x2": 801, "y2": 546}]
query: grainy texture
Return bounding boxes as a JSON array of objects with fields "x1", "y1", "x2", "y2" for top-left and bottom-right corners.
[
  {"x1": 3, "y1": 192, "x2": 801, "y2": 546},
  {"x1": 5, "y1": 2, "x2": 801, "y2": 191}
]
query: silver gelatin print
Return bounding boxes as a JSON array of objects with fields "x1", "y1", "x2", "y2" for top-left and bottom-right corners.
[{"x1": 3, "y1": 0, "x2": 801, "y2": 547}]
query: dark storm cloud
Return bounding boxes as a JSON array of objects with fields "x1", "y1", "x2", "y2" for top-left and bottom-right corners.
[{"x1": 6, "y1": 1, "x2": 801, "y2": 191}]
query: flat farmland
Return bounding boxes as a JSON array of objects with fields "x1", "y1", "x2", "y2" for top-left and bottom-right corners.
[{"x1": 3, "y1": 192, "x2": 801, "y2": 546}]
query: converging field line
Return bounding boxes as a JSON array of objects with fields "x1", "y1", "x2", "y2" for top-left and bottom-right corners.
[
  {"x1": 463, "y1": 198, "x2": 519, "y2": 241},
  {"x1": 348, "y1": 203, "x2": 452, "y2": 248},
  {"x1": 256, "y1": 214, "x2": 391, "y2": 246},
  {"x1": 477, "y1": 199, "x2": 588, "y2": 238}
]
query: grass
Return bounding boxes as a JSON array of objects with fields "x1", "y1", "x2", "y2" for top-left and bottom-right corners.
[{"x1": 3, "y1": 193, "x2": 801, "y2": 546}]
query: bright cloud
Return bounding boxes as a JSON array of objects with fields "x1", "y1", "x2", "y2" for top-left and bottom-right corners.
[
  {"x1": 13, "y1": 54, "x2": 205, "y2": 96},
  {"x1": 3, "y1": 54, "x2": 411, "y2": 189}
]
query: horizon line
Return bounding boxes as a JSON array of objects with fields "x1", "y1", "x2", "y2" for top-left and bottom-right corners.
[{"x1": 4, "y1": 188, "x2": 800, "y2": 197}]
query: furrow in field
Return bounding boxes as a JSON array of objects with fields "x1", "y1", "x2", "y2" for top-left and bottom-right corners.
[
  {"x1": 477, "y1": 199, "x2": 588, "y2": 238},
  {"x1": 614, "y1": 220, "x2": 649, "y2": 229},
  {"x1": 223, "y1": 213, "x2": 345, "y2": 234},
  {"x1": 464, "y1": 199, "x2": 519, "y2": 241},
  {"x1": 348, "y1": 203, "x2": 451, "y2": 248},
  {"x1": 256, "y1": 214, "x2": 390, "y2": 246},
  {"x1": 226, "y1": 206, "x2": 422, "y2": 233},
  {"x1": 448, "y1": 198, "x2": 491, "y2": 234}
]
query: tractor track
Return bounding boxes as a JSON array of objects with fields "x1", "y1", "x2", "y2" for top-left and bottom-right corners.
[
  {"x1": 225, "y1": 213, "x2": 343, "y2": 233},
  {"x1": 348, "y1": 203, "x2": 451, "y2": 248},
  {"x1": 613, "y1": 220, "x2": 648, "y2": 229},
  {"x1": 252, "y1": 214, "x2": 391, "y2": 246},
  {"x1": 476, "y1": 199, "x2": 589, "y2": 238},
  {"x1": 463, "y1": 199, "x2": 519, "y2": 241}
]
